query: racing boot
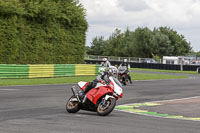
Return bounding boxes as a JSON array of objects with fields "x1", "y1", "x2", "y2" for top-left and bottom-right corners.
[
  {"x1": 78, "y1": 91, "x2": 86, "y2": 103},
  {"x1": 78, "y1": 90, "x2": 84, "y2": 99},
  {"x1": 128, "y1": 75, "x2": 132, "y2": 84},
  {"x1": 81, "y1": 82, "x2": 95, "y2": 103},
  {"x1": 79, "y1": 84, "x2": 90, "y2": 103}
]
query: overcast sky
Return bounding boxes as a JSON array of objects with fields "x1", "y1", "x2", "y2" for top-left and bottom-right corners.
[{"x1": 79, "y1": 0, "x2": 200, "y2": 52}]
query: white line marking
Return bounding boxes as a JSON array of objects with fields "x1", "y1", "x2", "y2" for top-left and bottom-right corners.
[
  {"x1": 115, "y1": 109, "x2": 200, "y2": 122},
  {"x1": 0, "y1": 89, "x2": 19, "y2": 91},
  {"x1": 120, "y1": 96, "x2": 200, "y2": 106},
  {"x1": 75, "y1": 114, "x2": 87, "y2": 117}
]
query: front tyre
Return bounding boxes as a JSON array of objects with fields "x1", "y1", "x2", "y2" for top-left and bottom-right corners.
[
  {"x1": 66, "y1": 95, "x2": 80, "y2": 113},
  {"x1": 97, "y1": 97, "x2": 116, "y2": 116},
  {"x1": 122, "y1": 77, "x2": 127, "y2": 85}
]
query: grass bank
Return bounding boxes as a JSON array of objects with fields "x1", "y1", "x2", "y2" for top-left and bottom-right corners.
[
  {"x1": 0, "y1": 72, "x2": 187, "y2": 86},
  {"x1": 131, "y1": 68, "x2": 198, "y2": 75},
  {"x1": 131, "y1": 72, "x2": 187, "y2": 80}
]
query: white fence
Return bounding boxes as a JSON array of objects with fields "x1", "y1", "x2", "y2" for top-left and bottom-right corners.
[
  {"x1": 85, "y1": 55, "x2": 200, "y2": 65},
  {"x1": 84, "y1": 55, "x2": 161, "y2": 63}
]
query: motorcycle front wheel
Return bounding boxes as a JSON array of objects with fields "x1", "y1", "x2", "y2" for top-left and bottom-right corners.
[
  {"x1": 122, "y1": 77, "x2": 127, "y2": 85},
  {"x1": 97, "y1": 96, "x2": 116, "y2": 116},
  {"x1": 66, "y1": 95, "x2": 80, "y2": 113}
]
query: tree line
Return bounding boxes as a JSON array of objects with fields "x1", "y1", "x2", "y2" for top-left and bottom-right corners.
[
  {"x1": 0, "y1": 0, "x2": 88, "y2": 64},
  {"x1": 86, "y1": 27, "x2": 193, "y2": 59}
]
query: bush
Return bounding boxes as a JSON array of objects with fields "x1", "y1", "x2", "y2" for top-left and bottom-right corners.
[{"x1": 0, "y1": 0, "x2": 88, "y2": 64}]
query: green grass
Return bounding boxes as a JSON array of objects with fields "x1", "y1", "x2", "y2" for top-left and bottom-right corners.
[
  {"x1": 130, "y1": 72, "x2": 187, "y2": 80},
  {"x1": 0, "y1": 72, "x2": 188, "y2": 86},
  {"x1": 131, "y1": 68, "x2": 198, "y2": 75},
  {"x1": 0, "y1": 76, "x2": 96, "y2": 86}
]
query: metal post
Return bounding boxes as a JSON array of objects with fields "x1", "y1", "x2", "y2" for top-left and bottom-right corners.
[{"x1": 180, "y1": 58, "x2": 183, "y2": 71}]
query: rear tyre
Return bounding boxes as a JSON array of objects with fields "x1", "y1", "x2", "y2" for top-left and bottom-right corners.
[
  {"x1": 66, "y1": 95, "x2": 80, "y2": 113},
  {"x1": 97, "y1": 97, "x2": 116, "y2": 116}
]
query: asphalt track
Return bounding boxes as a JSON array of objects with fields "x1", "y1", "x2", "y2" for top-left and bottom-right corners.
[{"x1": 0, "y1": 72, "x2": 200, "y2": 133}]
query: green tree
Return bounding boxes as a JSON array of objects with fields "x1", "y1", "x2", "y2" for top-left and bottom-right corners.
[
  {"x1": 132, "y1": 27, "x2": 153, "y2": 58},
  {"x1": 86, "y1": 36, "x2": 106, "y2": 55},
  {"x1": 120, "y1": 28, "x2": 135, "y2": 57},
  {"x1": 151, "y1": 29, "x2": 173, "y2": 57},
  {"x1": 158, "y1": 27, "x2": 192, "y2": 56},
  {"x1": 196, "y1": 51, "x2": 200, "y2": 57},
  {"x1": 103, "y1": 29, "x2": 124, "y2": 56},
  {"x1": 88, "y1": 26, "x2": 192, "y2": 58}
]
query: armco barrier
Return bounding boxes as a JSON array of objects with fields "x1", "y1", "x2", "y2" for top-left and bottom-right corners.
[{"x1": 0, "y1": 64, "x2": 100, "y2": 79}]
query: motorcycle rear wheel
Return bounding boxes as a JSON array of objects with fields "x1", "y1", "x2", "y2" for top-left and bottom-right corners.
[
  {"x1": 97, "y1": 97, "x2": 116, "y2": 116},
  {"x1": 66, "y1": 95, "x2": 80, "y2": 113}
]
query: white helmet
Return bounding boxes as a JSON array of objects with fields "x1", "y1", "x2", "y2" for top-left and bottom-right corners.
[
  {"x1": 124, "y1": 59, "x2": 127, "y2": 62},
  {"x1": 108, "y1": 66, "x2": 118, "y2": 77},
  {"x1": 103, "y1": 58, "x2": 107, "y2": 62}
]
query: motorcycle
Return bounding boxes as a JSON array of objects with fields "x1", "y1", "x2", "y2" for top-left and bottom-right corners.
[
  {"x1": 66, "y1": 76, "x2": 123, "y2": 116},
  {"x1": 118, "y1": 66, "x2": 129, "y2": 85}
]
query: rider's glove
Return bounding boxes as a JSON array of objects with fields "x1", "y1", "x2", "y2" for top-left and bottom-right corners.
[{"x1": 99, "y1": 80, "x2": 106, "y2": 85}]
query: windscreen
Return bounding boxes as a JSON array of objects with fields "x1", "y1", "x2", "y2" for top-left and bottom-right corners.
[
  {"x1": 112, "y1": 77, "x2": 122, "y2": 88},
  {"x1": 118, "y1": 66, "x2": 126, "y2": 73}
]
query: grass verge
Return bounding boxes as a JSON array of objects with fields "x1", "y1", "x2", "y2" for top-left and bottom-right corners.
[
  {"x1": 131, "y1": 68, "x2": 198, "y2": 75},
  {"x1": 130, "y1": 72, "x2": 187, "y2": 80},
  {"x1": 0, "y1": 72, "x2": 188, "y2": 86}
]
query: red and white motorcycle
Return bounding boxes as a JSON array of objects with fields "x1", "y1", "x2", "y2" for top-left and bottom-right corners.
[{"x1": 66, "y1": 76, "x2": 123, "y2": 116}]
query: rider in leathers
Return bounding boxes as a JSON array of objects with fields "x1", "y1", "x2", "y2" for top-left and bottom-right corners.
[
  {"x1": 84, "y1": 71, "x2": 111, "y2": 94},
  {"x1": 119, "y1": 59, "x2": 132, "y2": 84},
  {"x1": 81, "y1": 68, "x2": 116, "y2": 102},
  {"x1": 101, "y1": 58, "x2": 111, "y2": 67}
]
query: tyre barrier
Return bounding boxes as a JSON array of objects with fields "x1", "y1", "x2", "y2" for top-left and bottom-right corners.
[{"x1": 0, "y1": 64, "x2": 100, "y2": 79}]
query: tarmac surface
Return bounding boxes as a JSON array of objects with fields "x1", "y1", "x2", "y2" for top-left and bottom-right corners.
[
  {"x1": 0, "y1": 71, "x2": 200, "y2": 133},
  {"x1": 124, "y1": 70, "x2": 200, "y2": 120},
  {"x1": 138, "y1": 96, "x2": 200, "y2": 118}
]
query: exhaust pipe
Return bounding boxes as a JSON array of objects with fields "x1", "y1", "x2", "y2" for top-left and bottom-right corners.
[
  {"x1": 71, "y1": 86, "x2": 81, "y2": 102},
  {"x1": 71, "y1": 86, "x2": 76, "y2": 96}
]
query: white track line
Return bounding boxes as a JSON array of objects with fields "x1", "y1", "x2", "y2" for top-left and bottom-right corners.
[
  {"x1": 115, "y1": 109, "x2": 200, "y2": 122},
  {"x1": 122, "y1": 96, "x2": 200, "y2": 105},
  {"x1": 0, "y1": 89, "x2": 19, "y2": 91}
]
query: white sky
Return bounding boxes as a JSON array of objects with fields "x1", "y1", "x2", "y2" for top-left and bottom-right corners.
[{"x1": 79, "y1": 0, "x2": 200, "y2": 52}]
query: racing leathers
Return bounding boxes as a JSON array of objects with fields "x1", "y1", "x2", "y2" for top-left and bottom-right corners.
[
  {"x1": 100, "y1": 60, "x2": 111, "y2": 68},
  {"x1": 83, "y1": 71, "x2": 111, "y2": 94}
]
